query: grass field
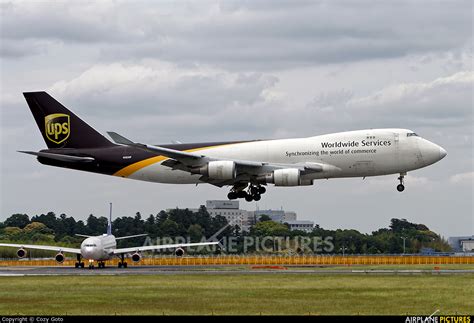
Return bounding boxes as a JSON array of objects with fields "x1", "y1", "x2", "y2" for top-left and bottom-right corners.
[{"x1": 0, "y1": 274, "x2": 472, "y2": 315}]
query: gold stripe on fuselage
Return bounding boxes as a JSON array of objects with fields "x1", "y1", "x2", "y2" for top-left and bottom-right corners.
[{"x1": 113, "y1": 156, "x2": 168, "y2": 177}]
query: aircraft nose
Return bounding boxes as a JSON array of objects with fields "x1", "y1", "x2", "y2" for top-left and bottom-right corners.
[
  {"x1": 419, "y1": 140, "x2": 446, "y2": 166},
  {"x1": 439, "y1": 146, "x2": 447, "y2": 160}
]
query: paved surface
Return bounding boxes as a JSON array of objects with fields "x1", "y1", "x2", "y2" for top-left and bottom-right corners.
[{"x1": 0, "y1": 266, "x2": 473, "y2": 276}]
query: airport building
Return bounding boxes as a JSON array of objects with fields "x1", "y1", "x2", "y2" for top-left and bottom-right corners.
[
  {"x1": 284, "y1": 220, "x2": 315, "y2": 233},
  {"x1": 177, "y1": 200, "x2": 315, "y2": 233},
  {"x1": 205, "y1": 200, "x2": 250, "y2": 232},
  {"x1": 449, "y1": 236, "x2": 474, "y2": 252},
  {"x1": 251, "y1": 209, "x2": 297, "y2": 224},
  {"x1": 209, "y1": 201, "x2": 315, "y2": 233}
]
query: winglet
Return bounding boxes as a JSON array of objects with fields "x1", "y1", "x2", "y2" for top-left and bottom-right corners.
[{"x1": 107, "y1": 132, "x2": 135, "y2": 145}]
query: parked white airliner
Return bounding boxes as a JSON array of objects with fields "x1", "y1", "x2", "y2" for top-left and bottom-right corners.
[
  {"x1": 21, "y1": 92, "x2": 447, "y2": 201},
  {"x1": 0, "y1": 204, "x2": 218, "y2": 269}
]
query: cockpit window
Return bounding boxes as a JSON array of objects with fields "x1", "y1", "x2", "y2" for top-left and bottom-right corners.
[
  {"x1": 84, "y1": 244, "x2": 97, "y2": 247},
  {"x1": 407, "y1": 133, "x2": 418, "y2": 137}
]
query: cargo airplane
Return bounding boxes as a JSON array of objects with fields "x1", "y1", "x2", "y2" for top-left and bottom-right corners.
[
  {"x1": 20, "y1": 92, "x2": 446, "y2": 201},
  {"x1": 0, "y1": 204, "x2": 218, "y2": 269}
]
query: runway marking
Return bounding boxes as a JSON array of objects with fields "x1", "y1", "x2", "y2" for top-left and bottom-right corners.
[{"x1": 1, "y1": 267, "x2": 474, "y2": 276}]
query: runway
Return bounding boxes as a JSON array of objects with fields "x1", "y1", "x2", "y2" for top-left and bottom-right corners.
[{"x1": 1, "y1": 266, "x2": 473, "y2": 276}]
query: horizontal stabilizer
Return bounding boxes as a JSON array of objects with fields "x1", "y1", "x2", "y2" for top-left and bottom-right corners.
[
  {"x1": 107, "y1": 132, "x2": 135, "y2": 145},
  {"x1": 19, "y1": 151, "x2": 95, "y2": 163}
]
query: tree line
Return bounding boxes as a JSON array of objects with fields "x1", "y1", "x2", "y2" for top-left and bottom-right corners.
[{"x1": 0, "y1": 206, "x2": 451, "y2": 257}]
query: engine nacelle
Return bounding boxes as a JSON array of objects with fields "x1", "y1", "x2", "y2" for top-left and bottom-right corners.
[
  {"x1": 175, "y1": 247, "x2": 185, "y2": 257},
  {"x1": 266, "y1": 169, "x2": 314, "y2": 186},
  {"x1": 55, "y1": 253, "x2": 65, "y2": 263},
  {"x1": 131, "y1": 252, "x2": 141, "y2": 263},
  {"x1": 196, "y1": 161, "x2": 236, "y2": 180},
  {"x1": 17, "y1": 248, "x2": 27, "y2": 258}
]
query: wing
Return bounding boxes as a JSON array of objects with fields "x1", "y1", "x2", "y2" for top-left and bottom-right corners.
[
  {"x1": 108, "y1": 131, "x2": 205, "y2": 164},
  {"x1": 107, "y1": 132, "x2": 340, "y2": 186},
  {"x1": 113, "y1": 241, "x2": 219, "y2": 255},
  {"x1": 115, "y1": 233, "x2": 148, "y2": 240},
  {"x1": 0, "y1": 243, "x2": 81, "y2": 254}
]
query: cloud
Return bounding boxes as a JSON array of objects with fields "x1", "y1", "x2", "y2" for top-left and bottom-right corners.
[
  {"x1": 2, "y1": 1, "x2": 471, "y2": 69},
  {"x1": 49, "y1": 61, "x2": 278, "y2": 114},
  {"x1": 45, "y1": 61, "x2": 281, "y2": 142},
  {"x1": 44, "y1": 63, "x2": 473, "y2": 146},
  {"x1": 304, "y1": 71, "x2": 473, "y2": 137},
  {"x1": 450, "y1": 172, "x2": 474, "y2": 185},
  {"x1": 348, "y1": 71, "x2": 473, "y2": 126},
  {"x1": 0, "y1": 39, "x2": 56, "y2": 58},
  {"x1": 309, "y1": 89, "x2": 353, "y2": 113}
]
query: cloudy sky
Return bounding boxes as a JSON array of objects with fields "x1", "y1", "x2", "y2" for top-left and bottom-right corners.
[{"x1": 0, "y1": 0, "x2": 472, "y2": 238}]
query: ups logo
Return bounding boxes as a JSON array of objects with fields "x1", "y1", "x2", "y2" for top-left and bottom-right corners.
[{"x1": 45, "y1": 113, "x2": 70, "y2": 144}]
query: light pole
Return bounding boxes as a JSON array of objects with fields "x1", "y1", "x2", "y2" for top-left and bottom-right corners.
[{"x1": 401, "y1": 236, "x2": 407, "y2": 254}]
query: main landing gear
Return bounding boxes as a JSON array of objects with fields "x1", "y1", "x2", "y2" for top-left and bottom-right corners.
[
  {"x1": 74, "y1": 254, "x2": 85, "y2": 268},
  {"x1": 397, "y1": 173, "x2": 406, "y2": 192},
  {"x1": 117, "y1": 254, "x2": 128, "y2": 268},
  {"x1": 227, "y1": 184, "x2": 266, "y2": 202}
]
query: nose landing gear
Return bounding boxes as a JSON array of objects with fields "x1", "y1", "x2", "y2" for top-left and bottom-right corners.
[
  {"x1": 228, "y1": 184, "x2": 266, "y2": 202},
  {"x1": 397, "y1": 173, "x2": 406, "y2": 192}
]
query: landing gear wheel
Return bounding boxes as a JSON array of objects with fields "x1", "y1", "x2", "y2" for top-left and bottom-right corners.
[
  {"x1": 250, "y1": 186, "x2": 259, "y2": 195},
  {"x1": 75, "y1": 254, "x2": 83, "y2": 269},
  {"x1": 227, "y1": 192, "x2": 238, "y2": 200},
  {"x1": 237, "y1": 191, "x2": 247, "y2": 199},
  {"x1": 397, "y1": 173, "x2": 406, "y2": 192},
  {"x1": 88, "y1": 264, "x2": 94, "y2": 270},
  {"x1": 229, "y1": 184, "x2": 266, "y2": 201},
  {"x1": 117, "y1": 254, "x2": 127, "y2": 268}
]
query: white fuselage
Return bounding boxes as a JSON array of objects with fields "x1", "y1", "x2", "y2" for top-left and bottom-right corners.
[
  {"x1": 128, "y1": 129, "x2": 446, "y2": 184},
  {"x1": 80, "y1": 235, "x2": 116, "y2": 261}
]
